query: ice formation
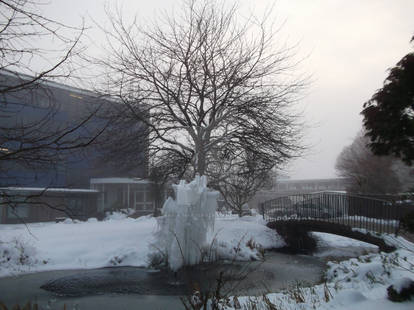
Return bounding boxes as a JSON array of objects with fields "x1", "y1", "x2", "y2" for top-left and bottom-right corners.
[{"x1": 154, "y1": 175, "x2": 218, "y2": 271}]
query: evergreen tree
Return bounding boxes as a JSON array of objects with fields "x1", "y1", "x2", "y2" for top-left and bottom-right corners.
[{"x1": 362, "y1": 36, "x2": 414, "y2": 164}]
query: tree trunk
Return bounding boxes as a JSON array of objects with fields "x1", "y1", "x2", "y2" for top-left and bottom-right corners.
[{"x1": 194, "y1": 138, "x2": 206, "y2": 176}]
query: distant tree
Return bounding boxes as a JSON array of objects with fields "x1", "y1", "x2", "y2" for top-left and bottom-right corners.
[
  {"x1": 361, "y1": 36, "x2": 414, "y2": 165},
  {"x1": 208, "y1": 146, "x2": 272, "y2": 216},
  {"x1": 97, "y1": 0, "x2": 305, "y2": 185},
  {"x1": 335, "y1": 132, "x2": 401, "y2": 194}
]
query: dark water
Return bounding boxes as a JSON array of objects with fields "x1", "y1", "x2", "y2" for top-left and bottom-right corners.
[{"x1": 0, "y1": 252, "x2": 325, "y2": 309}]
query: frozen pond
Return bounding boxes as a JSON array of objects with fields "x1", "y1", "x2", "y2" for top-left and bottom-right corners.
[{"x1": 0, "y1": 252, "x2": 326, "y2": 309}]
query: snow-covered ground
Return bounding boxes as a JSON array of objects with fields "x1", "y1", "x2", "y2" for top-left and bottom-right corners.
[
  {"x1": 232, "y1": 244, "x2": 414, "y2": 310},
  {"x1": 0, "y1": 213, "x2": 285, "y2": 278},
  {"x1": 312, "y1": 231, "x2": 379, "y2": 258},
  {"x1": 1, "y1": 213, "x2": 413, "y2": 310}
]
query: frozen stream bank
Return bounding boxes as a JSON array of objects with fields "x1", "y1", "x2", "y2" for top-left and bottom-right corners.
[{"x1": 1, "y1": 251, "x2": 326, "y2": 309}]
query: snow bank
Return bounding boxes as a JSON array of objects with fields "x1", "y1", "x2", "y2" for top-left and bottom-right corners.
[
  {"x1": 0, "y1": 217, "x2": 157, "y2": 277},
  {"x1": 104, "y1": 209, "x2": 135, "y2": 221},
  {"x1": 312, "y1": 232, "x2": 378, "y2": 258},
  {"x1": 212, "y1": 215, "x2": 285, "y2": 261},
  {"x1": 0, "y1": 212, "x2": 281, "y2": 277},
  {"x1": 229, "y1": 246, "x2": 414, "y2": 310}
]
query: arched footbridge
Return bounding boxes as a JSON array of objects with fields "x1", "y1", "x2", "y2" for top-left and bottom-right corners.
[{"x1": 260, "y1": 192, "x2": 406, "y2": 252}]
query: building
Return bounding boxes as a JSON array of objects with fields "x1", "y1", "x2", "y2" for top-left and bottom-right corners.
[
  {"x1": 273, "y1": 178, "x2": 348, "y2": 194},
  {"x1": 0, "y1": 71, "x2": 152, "y2": 223},
  {"x1": 0, "y1": 187, "x2": 99, "y2": 224},
  {"x1": 249, "y1": 178, "x2": 349, "y2": 209}
]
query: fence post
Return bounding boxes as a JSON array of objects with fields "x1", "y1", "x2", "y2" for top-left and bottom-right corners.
[
  {"x1": 260, "y1": 202, "x2": 265, "y2": 220},
  {"x1": 395, "y1": 202, "x2": 400, "y2": 236}
]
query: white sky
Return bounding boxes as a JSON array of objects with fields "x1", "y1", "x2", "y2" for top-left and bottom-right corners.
[{"x1": 42, "y1": 0, "x2": 414, "y2": 180}]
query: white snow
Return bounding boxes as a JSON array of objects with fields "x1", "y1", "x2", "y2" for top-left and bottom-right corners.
[
  {"x1": 212, "y1": 214, "x2": 285, "y2": 261},
  {"x1": 0, "y1": 216, "x2": 157, "y2": 277},
  {"x1": 0, "y1": 213, "x2": 282, "y2": 278},
  {"x1": 392, "y1": 277, "x2": 413, "y2": 294},
  {"x1": 312, "y1": 232, "x2": 378, "y2": 258}
]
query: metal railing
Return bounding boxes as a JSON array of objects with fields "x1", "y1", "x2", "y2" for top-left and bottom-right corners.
[{"x1": 260, "y1": 192, "x2": 402, "y2": 234}]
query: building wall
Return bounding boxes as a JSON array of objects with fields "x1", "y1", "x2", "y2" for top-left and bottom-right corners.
[
  {"x1": 0, "y1": 72, "x2": 149, "y2": 189},
  {"x1": 91, "y1": 180, "x2": 154, "y2": 215},
  {"x1": 0, "y1": 191, "x2": 98, "y2": 224}
]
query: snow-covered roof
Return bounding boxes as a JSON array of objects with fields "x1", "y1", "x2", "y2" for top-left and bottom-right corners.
[
  {"x1": 90, "y1": 177, "x2": 152, "y2": 184},
  {"x1": 0, "y1": 187, "x2": 99, "y2": 193}
]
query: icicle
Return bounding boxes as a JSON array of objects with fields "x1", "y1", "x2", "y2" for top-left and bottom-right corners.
[{"x1": 154, "y1": 175, "x2": 218, "y2": 271}]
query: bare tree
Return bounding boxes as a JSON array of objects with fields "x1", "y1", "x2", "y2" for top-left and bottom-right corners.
[
  {"x1": 335, "y1": 131, "x2": 401, "y2": 194},
  {"x1": 0, "y1": 0, "x2": 85, "y2": 93},
  {"x1": 210, "y1": 147, "x2": 272, "y2": 216},
  {"x1": 97, "y1": 0, "x2": 304, "y2": 184},
  {"x1": 0, "y1": 0, "x2": 92, "y2": 175}
]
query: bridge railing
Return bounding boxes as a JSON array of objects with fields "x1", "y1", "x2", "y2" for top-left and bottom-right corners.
[{"x1": 260, "y1": 192, "x2": 401, "y2": 234}]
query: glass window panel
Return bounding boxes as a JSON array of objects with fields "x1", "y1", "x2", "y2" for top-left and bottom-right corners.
[
  {"x1": 135, "y1": 191, "x2": 144, "y2": 202},
  {"x1": 7, "y1": 205, "x2": 29, "y2": 218}
]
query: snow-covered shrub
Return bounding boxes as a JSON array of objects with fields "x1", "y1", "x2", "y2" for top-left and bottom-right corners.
[
  {"x1": 153, "y1": 176, "x2": 218, "y2": 271},
  {"x1": 62, "y1": 218, "x2": 73, "y2": 224},
  {"x1": 147, "y1": 251, "x2": 166, "y2": 268},
  {"x1": 0, "y1": 237, "x2": 38, "y2": 272},
  {"x1": 105, "y1": 208, "x2": 136, "y2": 221},
  {"x1": 387, "y1": 278, "x2": 414, "y2": 302}
]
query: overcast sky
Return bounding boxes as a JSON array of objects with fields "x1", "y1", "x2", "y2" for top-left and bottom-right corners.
[{"x1": 43, "y1": 0, "x2": 414, "y2": 180}]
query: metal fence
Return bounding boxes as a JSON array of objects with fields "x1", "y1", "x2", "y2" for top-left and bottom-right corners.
[{"x1": 260, "y1": 192, "x2": 403, "y2": 234}]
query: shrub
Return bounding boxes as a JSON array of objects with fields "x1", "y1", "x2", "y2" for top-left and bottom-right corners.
[
  {"x1": 400, "y1": 211, "x2": 414, "y2": 233},
  {"x1": 387, "y1": 278, "x2": 414, "y2": 302},
  {"x1": 0, "y1": 238, "x2": 38, "y2": 269}
]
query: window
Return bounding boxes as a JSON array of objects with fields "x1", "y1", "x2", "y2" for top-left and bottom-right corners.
[
  {"x1": 7, "y1": 205, "x2": 29, "y2": 219},
  {"x1": 135, "y1": 191, "x2": 144, "y2": 203},
  {"x1": 65, "y1": 198, "x2": 84, "y2": 216},
  {"x1": 134, "y1": 189, "x2": 153, "y2": 211}
]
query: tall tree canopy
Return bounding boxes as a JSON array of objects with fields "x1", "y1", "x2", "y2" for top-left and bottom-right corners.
[
  {"x1": 98, "y1": 0, "x2": 305, "y2": 181},
  {"x1": 362, "y1": 36, "x2": 414, "y2": 165}
]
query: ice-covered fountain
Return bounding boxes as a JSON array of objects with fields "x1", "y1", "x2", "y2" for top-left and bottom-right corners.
[{"x1": 154, "y1": 175, "x2": 219, "y2": 271}]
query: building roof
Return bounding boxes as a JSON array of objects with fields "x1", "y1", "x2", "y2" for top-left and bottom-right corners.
[
  {"x1": 90, "y1": 177, "x2": 152, "y2": 184},
  {"x1": 0, "y1": 187, "x2": 99, "y2": 193},
  {"x1": 1, "y1": 69, "x2": 98, "y2": 98}
]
